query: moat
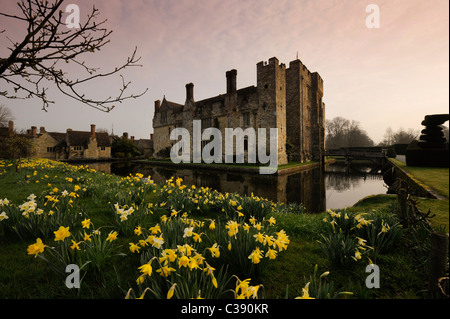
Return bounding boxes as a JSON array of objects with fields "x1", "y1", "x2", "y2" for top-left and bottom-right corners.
[{"x1": 76, "y1": 161, "x2": 388, "y2": 213}]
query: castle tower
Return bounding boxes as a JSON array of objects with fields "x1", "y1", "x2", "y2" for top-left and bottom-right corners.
[
  {"x1": 286, "y1": 59, "x2": 325, "y2": 162},
  {"x1": 256, "y1": 57, "x2": 288, "y2": 165}
]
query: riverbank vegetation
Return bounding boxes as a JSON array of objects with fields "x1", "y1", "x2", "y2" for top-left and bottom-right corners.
[{"x1": 0, "y1": 158, "x2": 447, "y2": 299}]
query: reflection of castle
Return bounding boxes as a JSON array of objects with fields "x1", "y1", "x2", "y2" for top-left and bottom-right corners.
[
  {"x1": 113, "y1": 163, "x2": 326, "y2": 213},
  {"x1": 152, "y1": 57, "x2": 325, "y2": 164}
]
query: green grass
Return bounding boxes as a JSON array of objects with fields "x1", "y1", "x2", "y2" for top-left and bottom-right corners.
[{"x1": 390, "y1": 159, "x2": 449, "y2": 198}]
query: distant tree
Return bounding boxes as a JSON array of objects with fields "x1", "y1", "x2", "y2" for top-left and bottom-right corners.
[
  {"x1": 0, "y1": 104, "x2": 15, "y2": 127},
  {"x1": 112, "y1": 136, "x2": 140, "y2": 158},
  {"x1": 0, "y1": 0, "x2": 147, "y2": 112},
  {"x1": 326, "y1": 117, "x2": 374, "y2": 149},
  {"x1": 0, "y1": 135, "x2": 31, "y2": 171},
  {"x1": 379, "y1": 127, "x2": 419, "y2": 146},
  {"x1": 382, "y1": 127, "x2": 394, "y2": 146}
]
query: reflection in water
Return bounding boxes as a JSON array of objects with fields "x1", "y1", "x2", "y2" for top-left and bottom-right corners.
[{"x1": 78, "y1": 161, "x2": 387, "y2": 213}]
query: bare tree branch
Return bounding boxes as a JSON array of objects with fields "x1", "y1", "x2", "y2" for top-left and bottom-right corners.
[{"x1": 0, "y1": 0, "x2": 148, "y2": 112}]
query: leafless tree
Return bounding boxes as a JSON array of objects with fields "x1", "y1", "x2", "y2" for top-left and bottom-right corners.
[
  {"x1": 326, "y1": 117, "x2": 374, "y2": 149},
  {"x1": 0, "y1": 0, "x2": 147, "y2": 112},
  {"x1": 0, "y1": 104, "x2": 15, "y2": 127}
]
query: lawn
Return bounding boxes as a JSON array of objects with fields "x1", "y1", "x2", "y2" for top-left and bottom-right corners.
[
  {"x1": 0, "y1": 158, "x2": 444, "y2": 299},
  {"x1": 390, "y1": 158, "x2": 449, "y2": 198}
]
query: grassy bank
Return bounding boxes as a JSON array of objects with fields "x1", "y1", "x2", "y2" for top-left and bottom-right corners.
[
  {"x1": 390, "y1": 158, "x2": 449, "y2": 198},
  {"x1": 0, "y1": 158, "x2": 443, "y2": 299}
]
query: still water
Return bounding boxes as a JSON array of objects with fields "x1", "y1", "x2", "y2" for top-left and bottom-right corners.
[{"x1": 79, "y1": 161, "x2": 388, "y2": 213}]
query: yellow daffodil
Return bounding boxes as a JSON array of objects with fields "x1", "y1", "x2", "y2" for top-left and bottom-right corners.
[
  {"x1": 139, "y1": 262, "x2": 153, "y2": 277},
  {"x1": 295, "y1": 282, "x2": 315, "y2": 299},
  {"x1": 129, "y1": 242, "x2": 141, "y2": 253},
  {"x1": 265, "y1": 248, "x2": 277, "y2": 260},
  {"x1": 207, "y1": 243, "x2": 221, "y2": 258},
  {"x1": 81, "y1": 218, "x2": 92, "y2": 229},
  {"x1": 106, "y1": 231, "x2": 118, "y2": 242},
  {"x1": 54, "y1": 226, "x2": 70, "y2": 242},
  {"x1": 178, "y1": 255, "x2": 189, "y2": 268},
  {"x1": 134, "y1": 226, "x2": 142, "y2": 236},
  {"x1": 167, "y1": 283, "x2": 177, "y2": 299},
  {"x1": 156, "y1": 265, "x2": 176, "y2": 277},
  {"x1": 27, "y1": 238, "x2": 46, "y2": 258},
  {"x1": 70, "y1": 240, "x2": 81, "y2": 251},
  {"x1": 248, "y1": 247, "x2": 263, "y2": 264}
]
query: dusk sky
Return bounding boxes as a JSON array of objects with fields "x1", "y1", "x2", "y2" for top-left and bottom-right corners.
[{"x1": 1, "y1": 0, "x2": 449, "y2": 143}]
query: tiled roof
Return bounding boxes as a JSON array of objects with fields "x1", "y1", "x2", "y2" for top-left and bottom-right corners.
[{"x1": 67, "y1": 131, "x2": 111, "y2": 147}]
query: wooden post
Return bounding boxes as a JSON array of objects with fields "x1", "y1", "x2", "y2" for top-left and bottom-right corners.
[
  {"x1": 428, "y1": 231, "x2": 449, "y2": 298},
  {"x1": 397, "y1": 188, "x2": 409, "y2": 227}
]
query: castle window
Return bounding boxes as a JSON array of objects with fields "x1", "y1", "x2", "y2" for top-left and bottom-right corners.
[
  {"x1": 47, "y1": 147, "x2": 55, "y2": 153},
  {"x1": 161, "y1": 112, "x2": 167, "y2": 124},
  {"x1": 243, "y1": 112, "x2": 250, "y2": 126},
  {"x1": 74, "y1": 146, "x2": 82, "y2": 151},
  {"x1": 100, "y1": 146, "x2": 106, "y2": 151},
  {"x1": 201, "y1": 117, "x2": 212, "y2": 128}
]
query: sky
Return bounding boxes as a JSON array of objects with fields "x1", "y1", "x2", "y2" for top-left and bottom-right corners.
[{"x1": 1, "y1": 0, "x2": 449, "y2": 143}]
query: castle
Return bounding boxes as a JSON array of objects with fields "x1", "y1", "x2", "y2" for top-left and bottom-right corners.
[{"x1": 152, "y1": 57, "x2": 325, "y2": 165}]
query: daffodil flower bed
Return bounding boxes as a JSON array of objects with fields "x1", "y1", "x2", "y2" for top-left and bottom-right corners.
[{"x1": 0, "y1": 158, "x2": 412, "y2": 299}]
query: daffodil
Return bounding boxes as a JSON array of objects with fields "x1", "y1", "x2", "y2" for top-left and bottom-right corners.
[
  {"x1": 254, "y1": 232, "x2": 264, "y2": 243},
  {"x1": 267, "y1": 216, "x2": 276, "y2": 226},
  {"x1": 134, "y1": 226, "x2": 142, "y2": 236},
  {"x1": 167, "y1": 283, "x2": 177, "y2": 299},
  {"x1": 70, "y1": 240, "x2": 81, "y2": 251},
  {"x1": 248, "y1": 247, "x2": 263, "y2": 264},
  {"x1": 106, "y1": 231, "x2": 118, "y2": 242},
  {"x1": 81, "y1": 218, "x2": 92, "y2": 229},
  {"x1": 156, "y1": 265, "x2": 176, "y2": 277},
  {"x1": 265, "y1": 248, "x2": 277, "y2": 260},
  {"x1": 0, "y1": 211, "x2": 8, "y2": 221},
  {"x1": 207, "y1": 243, "x2": 221, "y2": 258},
  {"x1": 178, "y1": 255, "x2": 190, "y2": 268},
  {"x1": 183, "y1": 227, "x2": 194, "y2": 238},
  {"x1": 27, "y1": 238, "x2": 46, "y2": 258},
  {"x1": 54, "y1": 226, "x2": 70, "y2": 242},
  {"x1": 192, "y1": 232, "x2": 202, "y2": 243},
  {"x1": 139, "y1": 262, "x2": 153, "y2": 277},
  {"x1": 295, "y1": 282, "x2": 315, "y2": 299},
  {"x1": 159, "y1": 249, "x2": 177, "y2": 265},
  {"x1": 83, "y1": 231, "x2": 92, "y2": 242},
  {"x1": 129, "y1": 242, "x2": 141, "y2": 253}
]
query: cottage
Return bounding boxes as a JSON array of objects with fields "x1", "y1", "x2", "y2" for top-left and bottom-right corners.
[{"x1": 28, "y1": 124, "x2": 112, "y2": 160}]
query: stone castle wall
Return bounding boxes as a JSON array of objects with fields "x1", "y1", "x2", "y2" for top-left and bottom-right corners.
[{"x1": 153, "y1": 57, "x2": 324, "y2": 166}]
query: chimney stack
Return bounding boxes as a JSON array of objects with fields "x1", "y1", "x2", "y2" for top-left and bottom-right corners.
[
  {"x1": 226, "y1": 69, "x2": 237, "y2": 94},
  {"x1": 40, "y1": 127, "x2": 46, "y2": 134},
  {"x1": 31, "y1": 126, "x2": 37, "y2": 137},
  {"x1": 186, "y1": 83, "x2": 194, "y2": 101},
  {"x1": 155, "y1": 100, "x2": 161, "y2": 111},
  {"x1": 131, "y1": 136, "x2": 135, "y2": 141},
  {"x1": 90, "y1": 124, "x2": 96, "y2": 138},
  {"x1": 123, "y1": 132, "x2": 129, "y2": 139}
]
